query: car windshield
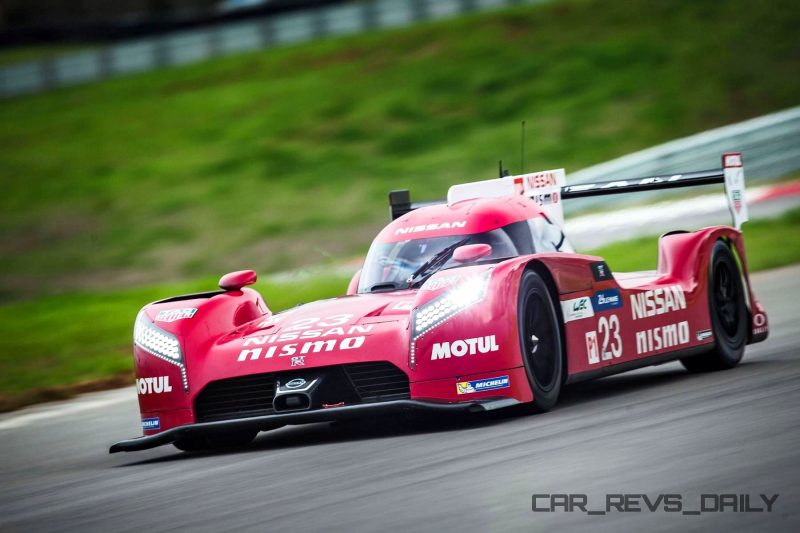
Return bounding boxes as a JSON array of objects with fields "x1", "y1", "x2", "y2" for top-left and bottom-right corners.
[{"x1": 358, "y1": 228, "x2": 519, "y2": 293}]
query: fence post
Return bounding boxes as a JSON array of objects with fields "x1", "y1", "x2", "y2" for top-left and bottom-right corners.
[
  {"x1": 208, "y1": 28, "x2": 223, "y2": 58},
  {"x1": 412, "y1": 0, "x2": 429, "y2": 22},
  {"x1": 362, "y1": 1, "x2": 378, "y2": 30},
  {"x1": 459, "y1": 0, "x2": 478, "y2": 14},
  {"x1": 311, "y1": 8, "x2": 328, "y2": 38},
  {"x1": 39, "y1": 58, "x2": 56, "y2": 91},
  {"x1": 154, "y1": 37, "x2": 170, "y2": 68},
  {"x1": 98, "y1": 47, "x2": 113, "y2": 78},
  {"x1": 258, "y1": 18, "x2": 275, "y2": 48}
]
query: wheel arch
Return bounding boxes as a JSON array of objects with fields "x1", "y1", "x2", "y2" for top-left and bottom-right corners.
[{"x1": 521, "y1": 259, "x2": 569, "y2": 384}]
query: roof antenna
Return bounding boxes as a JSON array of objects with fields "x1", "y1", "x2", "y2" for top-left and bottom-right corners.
[{"x1": 520, "y1": 120, "x2": 526, "y2": 174}]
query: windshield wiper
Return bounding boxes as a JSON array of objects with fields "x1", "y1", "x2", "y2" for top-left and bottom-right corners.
[{"x1": 407, "y1": 237, "x2": 470, "y2": 288}]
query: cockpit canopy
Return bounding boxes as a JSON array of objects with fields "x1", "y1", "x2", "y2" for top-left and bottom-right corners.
[{"x1": 358, "y1": 215, "x2": 572, "y2": 293}]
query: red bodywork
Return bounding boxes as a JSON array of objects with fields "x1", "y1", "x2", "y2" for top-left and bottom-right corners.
[{"x1": 131, "y1": 196, "x2": 768, "y2": 437}]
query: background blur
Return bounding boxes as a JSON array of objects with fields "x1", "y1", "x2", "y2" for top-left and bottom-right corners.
[{"x1": 0, "y1": 0, "x2": 799, "y2": 409}]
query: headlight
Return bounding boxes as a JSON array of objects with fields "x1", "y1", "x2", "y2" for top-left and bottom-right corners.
[
  {"x1": 412, "y1": 270, "x2": 491, "y2": 340},
  {"x1": 134, "y1": 311, "x2": 188, "y2": 391}
]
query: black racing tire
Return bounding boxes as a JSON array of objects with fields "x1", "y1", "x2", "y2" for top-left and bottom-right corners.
[
  {"x1": 517, "y1": 269, "x2": 564, "y2": 412},
  {"x1": 173, "y1": 429, "x2": 258, "y2": 452},
  {"x1": 681, "y1": 240, "x2": 748, "y2": 372}
]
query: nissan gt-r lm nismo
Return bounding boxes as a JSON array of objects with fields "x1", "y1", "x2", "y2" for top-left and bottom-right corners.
[{"x1": 111, "y1": 152, "x2": 768, "y2": 453}]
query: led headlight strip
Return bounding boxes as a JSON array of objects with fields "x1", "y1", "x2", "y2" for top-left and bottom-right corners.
[
  {"x1": 410, "y1": 270, "x2": 492, "y2": 368},
  {"x1": 133, "y1": 311, "x2": 188, "y2": 391}
]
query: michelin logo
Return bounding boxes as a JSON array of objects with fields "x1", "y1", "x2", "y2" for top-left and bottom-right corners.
[
  {"x1": 457, "y1": 376, "x2": 510, "y2": 395},
  {"x1": 592, "y1": 289, "x2": 623, "y2": 312},
  {"x1": 142, "y1": 417, "x2": 160, "y2": 430}
]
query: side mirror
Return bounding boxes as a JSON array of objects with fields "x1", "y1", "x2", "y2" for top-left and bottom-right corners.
[
  {"x1": 347, "y1": 269, "x2": 362, "y2": 295},
  {"x1": 452, "y1": 243, "x2": 492, "y2": 264},
  {"x1": 219, "y1": 270, "x2": 257, "y2": 291}
]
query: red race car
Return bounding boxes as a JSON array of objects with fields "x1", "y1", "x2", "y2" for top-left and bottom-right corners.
[{"x1": 111, "y1": 152, "x2": 768, "y2": 453}]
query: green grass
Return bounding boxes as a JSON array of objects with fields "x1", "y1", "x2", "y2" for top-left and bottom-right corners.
[
  {"x1": 588, "y1": 207, "x2": 800, "y2": 273},
  {"x1": 0, "y1": 272, "x2": 350, "y2": 407},
  {"x1": 1, "y1": 0, "x2": 799, "y2": 299}
]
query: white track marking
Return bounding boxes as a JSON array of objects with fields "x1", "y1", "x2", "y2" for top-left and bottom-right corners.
[{"x1": 0, "y1": 388, "x2": 133, "y2": 431}]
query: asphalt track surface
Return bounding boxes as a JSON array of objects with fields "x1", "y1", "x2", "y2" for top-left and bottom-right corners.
[{"x1": 2, "y1": 266, "x2": 799, "y2": 532}]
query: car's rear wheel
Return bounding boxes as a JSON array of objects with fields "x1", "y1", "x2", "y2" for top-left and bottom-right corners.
[
  {"x1": 681, "y1": 240, "x2": 748, "y2": 372},
  {"x1": 517, "y1": 269, "x2": 564, "y2": 412},
  {"x1": 173, "y1": 429, "x2": 258, "y2": 452}
]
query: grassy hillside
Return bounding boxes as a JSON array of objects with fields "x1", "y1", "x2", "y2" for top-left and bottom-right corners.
[{"x1": 1, "y1": 0, "x2": 798, "y2": 300}]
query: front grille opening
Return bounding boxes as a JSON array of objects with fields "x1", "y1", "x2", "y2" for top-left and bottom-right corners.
[
  {"x1": 343, "y1": 361, "x2": 411, "y2": 402},
  {"x1": 194, "y1": 361, "x2": 410, "y2": 423}
]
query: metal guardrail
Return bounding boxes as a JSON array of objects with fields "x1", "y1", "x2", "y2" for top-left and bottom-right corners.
[
  {"x1": 0, "y1": 0, "x2": 552, "y2": 99},
  {"x1": 565, "y1": 106, "x2": 800, "y2": 211}
]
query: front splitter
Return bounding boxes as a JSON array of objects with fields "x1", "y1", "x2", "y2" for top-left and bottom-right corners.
[{"x1": 109, "y1": 397, "x2": 520, "y2": 453}]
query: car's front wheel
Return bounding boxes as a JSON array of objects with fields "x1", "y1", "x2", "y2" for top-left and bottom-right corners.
[{"x1": 517, "y1": 269, "x2": 564, "y2": 412}]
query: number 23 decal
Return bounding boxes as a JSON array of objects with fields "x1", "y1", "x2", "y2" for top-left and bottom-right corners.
[{"x1": 587, "y1": 314, "x2": 622, "y2": 365}]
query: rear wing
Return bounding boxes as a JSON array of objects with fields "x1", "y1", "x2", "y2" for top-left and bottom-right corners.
[{"x1": 390, "y1": 152, "x2": 749, "y2": 229}]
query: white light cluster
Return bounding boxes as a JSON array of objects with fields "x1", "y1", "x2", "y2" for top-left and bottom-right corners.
[
  {"x1": 134, "y1": 314, "x2": 182, "y2": 360},
  {"x1": 413, "y1": 272, "x2": 491, "y2": 340},
  {"x1": 134, "y1": 312, "x2": 188, "y2": 391}
]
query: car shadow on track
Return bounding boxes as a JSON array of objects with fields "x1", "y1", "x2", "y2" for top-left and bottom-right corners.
[{"x1": 117, "y1": 360, "x2": 765, "y2": 467}]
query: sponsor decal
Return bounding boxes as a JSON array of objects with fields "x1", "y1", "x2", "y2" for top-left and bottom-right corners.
[
  {"x1": 636, "y1": 321, "x2": 690, "y2": 355},
  {"x1": 590, "y1": 261, "x2": 613, "y2": 281},
  {"x1": 529, "y1": 190, "x2": 560, "y2": 208},
  {"x1": 586, "y1": 315, "x2": 623, "y2": 364},
  {"x1": 421, "y1": 275, "x2": 461, "y2": 291},
  {"x1": 136, "y1": 376, "x2": 173, "y2": 395},
  {"x1": 696, "y1": 329, "x2": 713, "y2": 341},
  {"x1": 630, "y1": 285, "x2": 686, "y2": 320},
  {"x1": 431, "y1": 335, "x2": 499, "y2": 360},
  {"x1": 561, "y1": 297, "x2": 594, "y2": 322},
  {"x1": 395, "y1": 221, "x2": 467, "y2": 235},
  {"x1": 243, "y1": 324, "x2": 373, "y2": 345},
  {"x1": 592, "y1": 289, "x2": 623, "y2": 312},
  {"x1": 155, "y1": 308, "x2": 197, "y2": 323},
  {"x1": 291, "y1": 356, "x2": 305, "y2": 367},
  {"x1": 519, "y1": 171, "x2": 560, "y2": 189},
  {"x1": 733, "y1": 190, "x2": 742, "y2": 213},
  {"x1": 142, "y1": 417, "x2": 160, "y2": 430},
  {"x1": 457, "y1": 375, "x2": 510, "y2": 395},
  {"x1": 752, "y1": 313, "x2": 768, "y2": 335},
  {"x1": 513, "y1": 177, "x2": 525, "y2": 195},
  {"x1": 238, "y1": 336, "x2": 366, "y2": 362},
  {"x1": 564, "y1": 174, "x2": 686, "y2": 196},
  {"x1": 391, "y1": 301, "x2": 415, "y2": 311},
  {"x1": 585, "y1": 331, "x2": 600, "y2": 365}
]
